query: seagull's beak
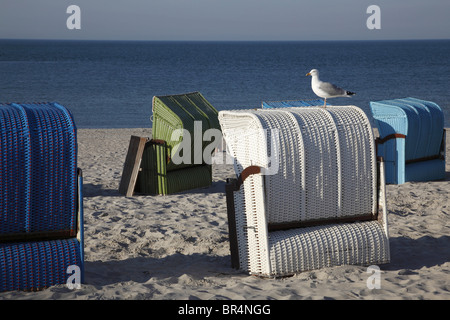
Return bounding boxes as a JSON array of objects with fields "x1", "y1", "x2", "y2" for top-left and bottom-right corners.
[{"x1": 306, "y1": 72, "x2": 311, "y2": 76}]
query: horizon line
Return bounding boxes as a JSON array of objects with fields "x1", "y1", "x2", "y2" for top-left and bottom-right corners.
[{"x1": 1, "y1": 38, "x2": 449, "y2": 43}]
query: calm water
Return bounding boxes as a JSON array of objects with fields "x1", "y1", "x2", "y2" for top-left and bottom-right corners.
[{"x1": 0, "y1": 39, "x2": 449, "y2": 128}]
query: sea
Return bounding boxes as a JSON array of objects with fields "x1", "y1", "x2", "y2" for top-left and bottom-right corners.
[{"x1": 0, "y1": 39, "x2": 449, "y2": 128}]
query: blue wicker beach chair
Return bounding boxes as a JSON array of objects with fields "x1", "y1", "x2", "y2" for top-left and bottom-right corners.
[
  {"x1": 370, "y1": 97, "x2": 446, "y2": 184},
  {"x1": 262, "y1": 99, "x2": 326, "y2": 108},
  {"x1": 0, "y1": 102, "x2": 83, "y2": 292}
]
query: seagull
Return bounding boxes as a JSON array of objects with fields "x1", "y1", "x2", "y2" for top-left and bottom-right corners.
[{"x1": 306, "y1": 69, "x2": 355, "y2": 107}]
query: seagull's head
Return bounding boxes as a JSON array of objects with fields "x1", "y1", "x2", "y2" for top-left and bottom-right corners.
[{"x1": 306, "y1": 69, "x2": 319, "y2": 77}]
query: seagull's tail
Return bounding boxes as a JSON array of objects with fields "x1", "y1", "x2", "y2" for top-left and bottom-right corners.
[{"x1": 346, "y1": 91, "x2": 356, "y2": 96}]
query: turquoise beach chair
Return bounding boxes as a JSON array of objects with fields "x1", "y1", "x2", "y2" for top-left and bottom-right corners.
[
  {"x1": 262, "y1": 99, "x2": 326, "y2": 108},
  {"x1": 370, "y1": 97, "x2": 446, "y2": 184}
]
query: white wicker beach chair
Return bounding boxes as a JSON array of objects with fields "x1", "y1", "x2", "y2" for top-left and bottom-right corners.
[{"x1": 219, "y1": 106, "x2": 390, "y2": 277}]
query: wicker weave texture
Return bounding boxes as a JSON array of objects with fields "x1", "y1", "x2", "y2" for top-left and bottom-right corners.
[
  {"x1": 219, "y1": 106, "x2": 388, "y2": 276},
  {"x1": 0, "y1": 103, "x2": 77, "y2": 235},
  {"x1": 268, "y1": 221, "x2": 389, "y2": 276},
  {"x1": 23, "y1": 103, "x2": 78, "y2": 233},
  {"x1": 0, "y1": 239, "x2": 82, "y2": 292},
  {"x1": 262, "y1": 99, "x2": 325, "y2": 108},
  {"x1": 220, "y1": 106, "x2": 377, "y2": 224},
  {"x1": 370, "y1": 97, "x2": 445, "y2": 184},
  {"x1": 0, "y1": 104, "x2": 32, "y2": 234},
  {"x1": 0, "y1": 102, "x2": 82, "y2": 291},
  {"x1": 371, "y1": 97, "x2": 443, "y2": 161},
  {"x1": 152, "y1": 92, "x2": 220, "y2": 171}
]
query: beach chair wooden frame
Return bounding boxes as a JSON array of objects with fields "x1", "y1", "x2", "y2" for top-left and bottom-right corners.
[
  {"x1": 136, "y1": 138, "x2": 213, "y2": 195},
  {"x1": 220, "y1": 106, "x2": 390, "y2": 277},
  {"x1": 119, "y1": 136, "x2": 214, "y2": 196}
]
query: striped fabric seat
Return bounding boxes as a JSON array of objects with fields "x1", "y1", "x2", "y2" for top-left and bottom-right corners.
[
  {"x1": 220, "y1": 106, "x2": 390, "y2": 277},
  {"x1": 0, "y1": 102, "x2": 83, "y2": 292}
]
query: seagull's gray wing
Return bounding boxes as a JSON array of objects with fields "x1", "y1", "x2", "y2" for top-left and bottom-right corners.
[{"x1": 318, "y1": 81, "x2": 346, "y2": 96}]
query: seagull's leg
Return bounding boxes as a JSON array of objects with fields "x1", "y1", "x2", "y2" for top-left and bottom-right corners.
[{"x1": 323, "y1": 98, "x2": 327, "y2": 108}]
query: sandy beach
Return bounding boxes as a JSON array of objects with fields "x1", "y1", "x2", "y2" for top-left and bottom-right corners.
[{"x1": 0, "y1": 127, "x2": 449, "y2": 300}]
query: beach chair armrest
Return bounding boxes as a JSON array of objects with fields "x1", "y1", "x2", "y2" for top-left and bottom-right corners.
[
  {"x1": 227, "y1": 166, "x2": 262, "y2": 191},
  {"x1": 225, "y1": 165, "x2": 262, "y2": 269}
]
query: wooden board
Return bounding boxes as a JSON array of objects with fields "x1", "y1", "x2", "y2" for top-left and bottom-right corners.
[{"x1": 119, "y1": 136, "x2": 149, "y2": 197}]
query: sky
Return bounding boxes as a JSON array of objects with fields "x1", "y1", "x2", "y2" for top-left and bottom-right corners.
[{"x1": 0, "y1": 0, "x2": 449, "y2": 41}]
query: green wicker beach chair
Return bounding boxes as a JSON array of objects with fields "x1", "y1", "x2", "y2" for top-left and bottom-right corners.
[{"x1": 136, "y1": 92, "x2": 220, "y2": 195}]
